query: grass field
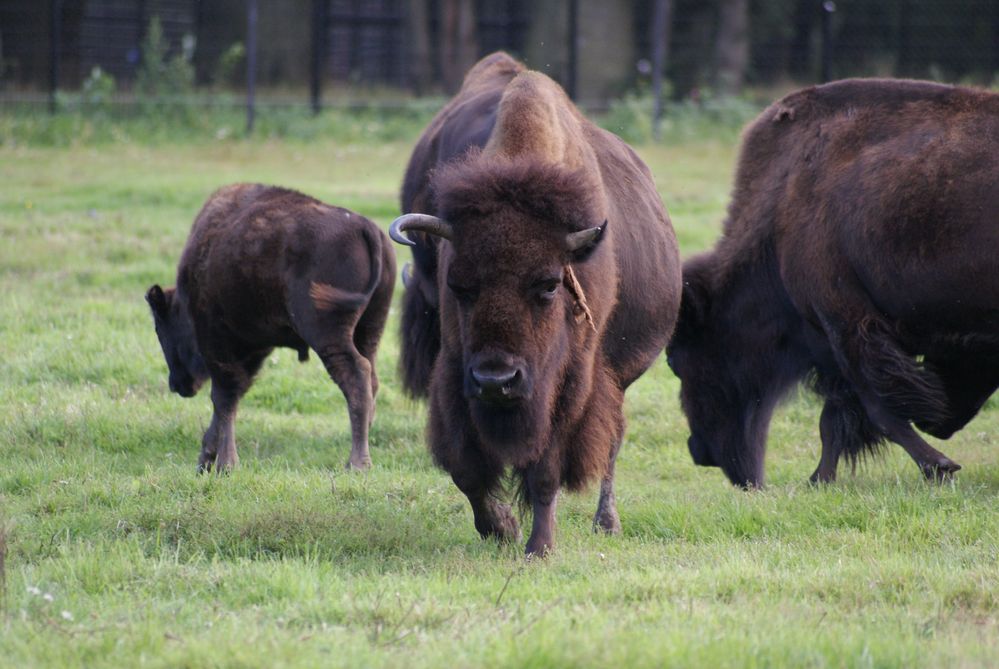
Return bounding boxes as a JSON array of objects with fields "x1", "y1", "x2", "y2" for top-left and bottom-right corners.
[{"x1": 1, "y1": 113, "x2": 997, "y2": 668}]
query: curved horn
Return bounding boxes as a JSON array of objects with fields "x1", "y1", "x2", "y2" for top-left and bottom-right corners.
[
  {"x1": 389, "y1": 214, "x2": 454, "y2": 247},
  {"x1": 565, "y1": 221, "x2": 606, "y2": 253}
]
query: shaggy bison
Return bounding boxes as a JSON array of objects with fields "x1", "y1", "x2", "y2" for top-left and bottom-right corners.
[
  {"x1": 392, "y1": 53, "x2": 681, "y2": 555},
  {"x1": 667, "y1": 79, "x2": 999, "y2": 487},
  {"x1": 146, "y1": 184, "x2": 395, "y2": 472}
]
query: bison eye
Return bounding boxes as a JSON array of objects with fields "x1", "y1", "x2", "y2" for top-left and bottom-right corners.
[{"x1": 534, "y1": 278, "x2": 560, "y2": 303}]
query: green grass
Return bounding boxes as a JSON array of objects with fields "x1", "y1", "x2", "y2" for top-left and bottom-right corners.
[{"x1": 1, "y1": 115, "x2": 997, "y2": 668}]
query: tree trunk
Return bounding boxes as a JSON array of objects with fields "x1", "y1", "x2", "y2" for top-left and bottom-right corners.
[
  {"x1": 789, "y1": 0, "x2": 815, "y2": 78},
  {"x1": 713, "y1": 0, "x2": 749, "y2": 96},
  {"x1": 438, "y1": 0, "x2": 477, "y2": 94},
  {"x1": 407, "y1": 0, "x2": 432, "y2": 95}
]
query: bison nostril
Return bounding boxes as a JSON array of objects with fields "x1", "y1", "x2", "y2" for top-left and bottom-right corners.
[{"x1": 472, "y1": 369, "x2": 523, "y2": 398}]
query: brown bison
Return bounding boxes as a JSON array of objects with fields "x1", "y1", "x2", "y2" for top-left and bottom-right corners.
[
  {"x1": 667, "y1": 79, "x2": 999, "y2": 488},
  {"x1": 391, "y1": 53, "x2": 681, "y2": 555},
  {"x1": 146, "y1": 184, "x2": 395, "y2": 472}
]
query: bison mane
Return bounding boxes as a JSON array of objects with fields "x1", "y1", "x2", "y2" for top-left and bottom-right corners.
[{"x1": 431, "y1": 149, "x2": 602, "y2": 233}]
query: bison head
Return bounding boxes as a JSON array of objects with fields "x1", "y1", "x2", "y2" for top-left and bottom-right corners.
[
  {"x1": 145, "y1": 284, "x2": 208, "y2": 398},
  {"x1": 666, "y1": 254, "x2": 806, "y2": 488},
  {"x1": 391, "y1": 158, "x2": 606, "y2": 457}
]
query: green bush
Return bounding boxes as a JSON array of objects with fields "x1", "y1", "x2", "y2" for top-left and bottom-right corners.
[{"x1": 134, "y1": 16, "x2": 195, "y2": 114}]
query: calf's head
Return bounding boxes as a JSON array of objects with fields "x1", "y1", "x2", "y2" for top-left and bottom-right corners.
[
  {"x1": 391, "y1": 158, "x2": 605, "y2": 450},
  {"x1": 145, "y1": 285, "x2": 208, "y2": 398}
]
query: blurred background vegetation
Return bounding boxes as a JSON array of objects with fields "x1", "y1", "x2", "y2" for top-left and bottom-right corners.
[{"x1": 1, "y1": 0, "x2": 997, "y2": 147}]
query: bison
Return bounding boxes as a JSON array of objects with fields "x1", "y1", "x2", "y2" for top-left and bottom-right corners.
[
  {"x1": 391, "y1": 53, "x2": 681, "y2": 555},
  {"x1": 146, "y1": 183, "x2": 395, "y2": 472},
  {"x1": 667, "y1": 78, "x2": 999, "y2": 488}
]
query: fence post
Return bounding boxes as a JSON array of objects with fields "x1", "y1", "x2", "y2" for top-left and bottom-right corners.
[
  {"x1": 246, "y1": 0, "x2": 258, "y2": 134},
  {"x1": 310, "y1": 0, "x2": 326, "y2": 114},
  {"x1": 567, "y1": 0, "x2": 578, "y2": 101},
  {"x1": 820, "y1": 0, "x2": 835, "y2": 83},
  {"x1": 49, "y1": 0, "x2": 62, "y2": 113},
  {"x1": 651, "y1": 0, "x2": 671, "y2": 141}
]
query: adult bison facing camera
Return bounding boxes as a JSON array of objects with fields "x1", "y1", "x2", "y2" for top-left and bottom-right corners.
[
  {"x1": 667, "y1": 79, "x2": 999, "y2": 488},
  {"x1": 392, "y1": 53, "x2": 681, "y2": 556}
]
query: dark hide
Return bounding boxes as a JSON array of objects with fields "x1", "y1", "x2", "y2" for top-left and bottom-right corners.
[
  {"x1": 396, "y1": 53, "x2": 682, "y2": 555},
  {"x1": 398, "y1": 52, "x2": 526, "y2": 398},
  {"x1": 146, "y1": 183, "x2": 396, "y2": 472},
  {"x1": 667, "y1": 78, "x2": 999, "y2": 487}
]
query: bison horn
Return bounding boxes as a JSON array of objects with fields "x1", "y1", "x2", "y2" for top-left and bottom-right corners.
[
  {"x1": 401, "y1": 262, "x2": 413, "y2": 288},
  {"x1": 565, "y1": 221, "x2": 606, "y2": 253},
  {"x1": 389, "y1": 214, "x2": 454, "y2": 246}
]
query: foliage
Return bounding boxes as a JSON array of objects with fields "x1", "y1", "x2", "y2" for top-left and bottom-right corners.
[
  {"x1": 80, "y1": 67, "x2": 117, "y2": 115},
  {"x1": 598, "y1": 90, "x2": 760, "y2": 145},
  {"x1": 134, "y1": 17, "x2": 196, "y2": 113},
  {"x1": 0, "y1": 124, "x2": 997, "y2": 669},
  {"x1": 214, "y1": 42, "x2": 246, "y2": 89}
]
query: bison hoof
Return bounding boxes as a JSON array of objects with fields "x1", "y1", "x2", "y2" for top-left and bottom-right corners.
[
  {"x1": 345, "y1": 456, "x2": 372, "y2": 471},
  {"x1": 593, "y1": 509, "x2": 621, "y2": 535},
  {"x1": 525, "y1": 538, "x2": 553, "y2": 558},
  {"x1": 921, "y1": 458, "x2": 961, "y2": 482},
  {"x1": 477, "y1": 502, "x2": 521, "y2": 543},
  {"x1": 808, "y1": 467, "x2": 837, "y2": 485},
  {"x1": 197, "y1": 452, "x2": 216, "y2": 474}
]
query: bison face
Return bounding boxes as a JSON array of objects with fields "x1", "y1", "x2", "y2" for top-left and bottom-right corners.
[
  {"x1": 391, "y1": 211, "x2": 605, "y2": 451},
  {"x1": 666, "y1": 257, "x2": 781, "y2": 488},
  {"x1": 145, "y1": 285, "x2": 208, "y2": 398},
  {"x1": 446, "y1": 236, "x2": 573, "y2": 446}
]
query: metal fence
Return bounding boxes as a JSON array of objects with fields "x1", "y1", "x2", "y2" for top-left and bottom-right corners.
[{"x1": 1, "y1": 0, "x2": 996, "y2": 113}]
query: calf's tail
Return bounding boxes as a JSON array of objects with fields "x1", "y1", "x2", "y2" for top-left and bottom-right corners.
[{"x1": 309, "y1": 226, "x2": 384, "y2": 313}]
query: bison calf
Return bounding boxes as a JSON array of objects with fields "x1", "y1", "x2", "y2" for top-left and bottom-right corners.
[{"x1": 146, "y1": 183, "x2": 395, "y2": 472}]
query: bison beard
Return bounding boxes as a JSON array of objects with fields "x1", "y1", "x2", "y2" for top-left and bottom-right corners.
[
  {"x1": 394, "y1": 53, "x2": 681, "y2": 556},
  {"x1": 668, "y1": 78, "x2": 999, "y2": 487}
]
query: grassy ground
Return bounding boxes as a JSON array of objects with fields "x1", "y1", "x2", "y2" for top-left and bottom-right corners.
[{"x1": 1, "y1": 115, "x2": 997, "y2": 668}]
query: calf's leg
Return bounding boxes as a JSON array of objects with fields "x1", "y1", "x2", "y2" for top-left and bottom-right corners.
[
  {"x1": 317, "y1": 342, "x2": 375, "y2": 470},
  {"x1": 199, "y1": 349, "x2": 270, "y2": 473}
]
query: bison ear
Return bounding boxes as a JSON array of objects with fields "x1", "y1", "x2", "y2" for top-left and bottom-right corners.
[
  {"x1": 145, "y1": 284, "x2": 169, "y2": 318},
  {"x1": 567, "y1": 219, "x2": 607, "y2": 262},
  {"x1": 675, "y1": 266, "x2": 711, "y2": 339}
]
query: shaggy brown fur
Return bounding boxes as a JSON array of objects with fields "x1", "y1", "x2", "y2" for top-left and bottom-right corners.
[
  {"x1": 667, "y1": 78, "x2": 999, "y2": 487},
  {"x1": 396, "y1": 53, "x2": 681, "y2": 555},
  {"x1": 398, "y1": 52, "x2": 528, "y2": 398},
  {"x1": 146, "y1": 184, "x2": 395, "y2": 472}
]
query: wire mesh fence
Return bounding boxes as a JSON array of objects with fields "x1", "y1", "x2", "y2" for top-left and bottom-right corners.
[{"x1": 1, "y1": 0, "x2": 995, "y2": 114}]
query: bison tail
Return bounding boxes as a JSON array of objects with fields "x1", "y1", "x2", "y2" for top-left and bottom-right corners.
[
  {"x1": 309, "y1": 227, "x2": 385, "y2": 313},
  {"x1": 853, "y1": 316, "x2": 950, "y2": 430}
]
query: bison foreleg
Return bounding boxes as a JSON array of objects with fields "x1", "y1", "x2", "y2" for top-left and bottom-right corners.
[
  {"x1": 524, "y1": 464, "x2": 560, "y2": 557},
  {"x1": 593, "y1": 435, "x2": 623, "y2": 534},
  {"x1": 200, "y1": 380, "x2": 242, "y2": 474},
  {"x1": 199, "y1": 350, "x2": 270, "y2": 474}
]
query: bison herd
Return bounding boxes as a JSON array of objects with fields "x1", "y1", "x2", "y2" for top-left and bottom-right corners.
[{"x1": 147, "y1": 53, "x2": 999, "y2": 556}]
